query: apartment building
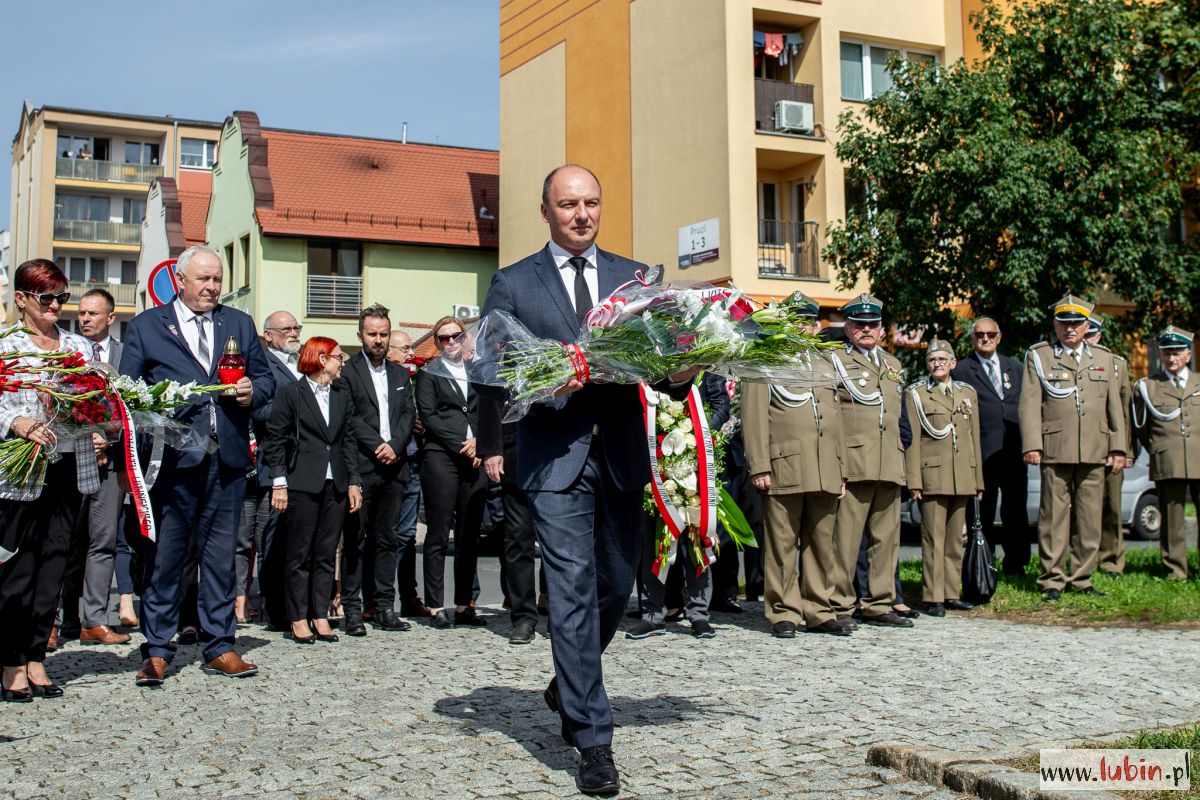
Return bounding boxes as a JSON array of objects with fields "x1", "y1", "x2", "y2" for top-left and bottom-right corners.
[
  {"x1": 500, "y1": 0, "x2": 972, "y2": 315},
  {"x1": 9, "y1": 102, "x2": 221, "y2": 333}
]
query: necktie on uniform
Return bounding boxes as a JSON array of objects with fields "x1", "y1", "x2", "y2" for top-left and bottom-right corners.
[
  {"x1": 569, "y1": 256, "x2": 593, "y2": 329},
  {"x1": 983, "y1": 358, "x2": 1003, "y2": 398},
  {"x1": 91, "y1": 342, "x2": 103, "y2": 364}
]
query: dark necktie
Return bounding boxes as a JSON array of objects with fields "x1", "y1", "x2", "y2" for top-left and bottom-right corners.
[
  {"x1": 983, "y1": 358, "x2": 1003, "y2": 398},
  {"x1": 569, "y1": 256, "x2": 593, "y2": 329}
]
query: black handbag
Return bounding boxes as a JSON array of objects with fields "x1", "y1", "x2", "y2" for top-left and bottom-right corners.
[{"x1": 961, "y1": 496, "x2": 997, "y2": 604}]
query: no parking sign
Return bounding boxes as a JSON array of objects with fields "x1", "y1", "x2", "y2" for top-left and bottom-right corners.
[{"x1": 147, "y1": 259, "x2": 179, "y2": 306}]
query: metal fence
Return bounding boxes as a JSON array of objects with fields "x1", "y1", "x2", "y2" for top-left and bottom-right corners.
[
  {"x1": 758, "y1": 219, "x2": 821, "y2": 279},
  {"x1": 67, "y1": 280, "x2": 136, "y2": 306},
  {"x1": 53, "y1": 219, "x2": 141, "y2": 245},
  {"x1": 307, "y1": 275, "x2": 363, "y2": 318},
  {"x1": 56, "y1": 158, "x2": 162, "y2": 184}
]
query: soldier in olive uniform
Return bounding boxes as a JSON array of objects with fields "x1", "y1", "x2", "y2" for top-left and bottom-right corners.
[
  {"x1": 1018, "y1": 295, "x2": 1127, "y2": 601},
  {"x1": 904, "y1": 340, "x2": 985, "y2": 616},
  {"x1": 1085, "y1": 316, "x2": 1134, "y2": 575},
  {"x1": 743, "y1": 292, "x2": 850, "y2": 638},
  {"x1": 1132, "y1": 326, "x2": 1198, "y2": 580},
  {"x1": 829, "y1": 294, "x2": 912, "y2": 628}
]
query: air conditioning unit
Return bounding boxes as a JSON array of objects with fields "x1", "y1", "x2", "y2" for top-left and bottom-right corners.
[
  {"x1": 453, "y1": 304, "x2": 480, "y2": 320},
  {"x1": 774, "y1": 100, "x2": 814, "y2": 134}
]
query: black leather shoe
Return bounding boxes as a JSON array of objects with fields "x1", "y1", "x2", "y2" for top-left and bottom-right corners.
[
  {"x1": 945, "y1": 599, "x2": 975, "y2": 611},
  {"x1": 543, "y1": 677, "x2": 560, "y2": 713},
  {"x1": 771, "y1": 621, "x2": 797, "y2": 638},
  {"x1": 2, "y1": 687, "x2": 33, "y2": 703},
  {"x1": 453, "y1": 607, "x2": 487, "y2": 627},
  {"x1": 861, "y1": 611, "x2": 915, "y2": 628},
  {"x1": 373, "y1": 610, "x2": 412, "y2": 631},
  {"x1": 836, "y1": 614, "x2": 859, "y2": 630},
  {"x1": 576, "y1": 745, "x2": 620, "y2": 795},
  {"x1": 691, "y1": 620, "x2": 716, "y2": 639},
  {"x1": 315, "y1": 632, "x2": 339, "y2": 643},
  {"x1": 177, "y1": 626, "x2": 199, "y2": 645},
  {"x1": 29, "y1": 681, "x2": 64, "y2": 698},
  {"x1": 432, "y1": 609, "x2": 453, "y2": 629},
  {"x1": 805, "y1": 619, "x2": 852, "y2": 636},
  {"x1": 344, "y1": 615, "x2": 368, "y2": 637},
  {"x1": 924, "y1": 603, "x2": 946, "y2": 617},
  {"x1": 709, "y1": 596, "x2": 744, "y2": 614},
  {"x1": 509, "y1": 620, "x2": 536, "y2": 644},
  {"x1": 1043, "y1": 589, "x2": 1061, "y2": 603},
  {"x1": 893, "y1": 607, "x2": 921, "y2": 619}
]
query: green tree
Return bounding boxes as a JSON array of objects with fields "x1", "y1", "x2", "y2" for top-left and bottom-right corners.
[{"x1": 825, "y1": 0, "x2": 1199, "y2": 355}]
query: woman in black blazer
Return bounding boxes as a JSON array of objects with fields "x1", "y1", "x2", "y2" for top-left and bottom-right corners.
[
  {"x1": 416, "y1": 316, "x2": 488, "y2": 629},
  {"x1": 265, "y1": 337, "x2": 362, "y2": 644}
]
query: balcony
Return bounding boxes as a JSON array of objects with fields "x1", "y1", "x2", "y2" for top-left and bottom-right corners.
[
  {"x1": 307, "y1": 275, "x2": 363, "y2": 318},
  {"x1": 66, "y1": 280, "x2": 137, "y2": 307},
  {"x1": 754, "y1": 78, "x2": 818, "y2": 135},
  {"x1": 53, "y1": 219, "x2": 141, "y2": 246},
  {"x1": 56, "y1": 157, "x2": 162, "y2": 185},
  {"x1": 758, "y1": 220, "x2": 821, "y2": 279}
]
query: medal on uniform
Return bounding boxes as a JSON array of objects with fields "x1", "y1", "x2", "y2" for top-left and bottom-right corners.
[{"x1": 859, "y1": 378, "x2": 867, "y2": 387}]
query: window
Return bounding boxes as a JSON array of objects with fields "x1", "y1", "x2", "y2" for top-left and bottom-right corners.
[
  {"x1": 121, "y1": 260, "x2": 137, "y2": 284},
  {"x1": 307, "y1": 240, "x2": 362, "y2": 277},
  {"x1": 124, "y1": 141, "x2": 160, "y2": 165},
  {"x1": 69, "y1": 257, "x2": 86, "y2": 282},
  {"x1": 122, "y1": 197, "x2": 146, "y2": 225},
  {"x1": 841, "y1": 40, "x2": 938, "y2": 101},
  {"x1": 56, "y1": 194, "x2": 110, "y2": 221},
  {"x1": 239, "y1": 235, "x2": 251, "y2": 288},
  {"x1": 180, "y1": 138, "x2": 218, "y2": 169},
  {"x1": 88, "y1": 257, "x2": 107, "y2": 283},
  {"x1": 758, "y1": 182, "x2": 781, "y2": 245}
]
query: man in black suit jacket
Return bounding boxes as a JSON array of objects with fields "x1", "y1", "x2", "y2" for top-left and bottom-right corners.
[
  {"x1": 951, "y1": 316, "x2": 1029, "y2": 576},
  {"x1": 335, "y1": 304, "x2": 416, "y2": 636},
  {"x1": 478, "y1": 165, "x2": 693, "y2": 795}
]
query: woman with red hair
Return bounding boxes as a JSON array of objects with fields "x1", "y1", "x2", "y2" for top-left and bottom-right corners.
[{"x1": 263, "y1": 337, "x2": 362, "y2": 644}]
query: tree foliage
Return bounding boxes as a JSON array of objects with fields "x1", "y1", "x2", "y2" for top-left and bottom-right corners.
[{"x1": 825, "y1": 0, "x2": 1200, "y2": 354}]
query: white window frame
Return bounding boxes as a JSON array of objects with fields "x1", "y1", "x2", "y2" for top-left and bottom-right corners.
[
  {"x1": 841, "y1": 39, "x2": 940, "y2": 101},
  {"x1": 180, "y1": 138, "x2": 218, "y2": 169}
]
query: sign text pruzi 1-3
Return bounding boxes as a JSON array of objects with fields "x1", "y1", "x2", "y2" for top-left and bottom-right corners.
[{"x1": 678, "y1": 218, "x2": 720, "y2": 268}]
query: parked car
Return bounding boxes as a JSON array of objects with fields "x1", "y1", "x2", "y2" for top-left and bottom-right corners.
[{"x1": 901, "y1": 449, "x2": 1160, "y2": 540}]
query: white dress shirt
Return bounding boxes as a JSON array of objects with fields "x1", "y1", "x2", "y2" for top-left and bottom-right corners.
[
  {"x1": 273, "y1": 378, "x2": 334, "y2": 487},
  {"x1": 442, "y1": 357, "x2": 473, "y2": 438},
  {"x1": 369, "y1": 359, "x2": 391, "y2": 442},
  {"x1": 548, "y1": 240, "x2": 599, "y2": 311},
  {"x1": 173, "y1": 298, "x2": 213, "y2": 369},
  {"x1": 269, "y1": 346, "x2": 302, "y2": 379}
]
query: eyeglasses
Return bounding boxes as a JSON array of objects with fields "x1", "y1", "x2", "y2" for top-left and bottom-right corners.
[
  {"x1": 20, "y1": 290, "x2": 70, "y2": 307},
  {"x1": 928, "y1": 357, "x2": 953, "y2": 364},
  {"x1": 267, "y1": 325, "x2": 303, "y2": 334},
  {"x1": 390, "y1": 344, "x2": 415, "y2": 352},
  {"x1": 973, "y1": 331, "x2": 999, "y2": 340},
  {"x1": 325, "y1": 353, "x2": 345, "y2": 362},
  {"x1": 437, "y1": 331, "x2": 466, "y2": 345}
]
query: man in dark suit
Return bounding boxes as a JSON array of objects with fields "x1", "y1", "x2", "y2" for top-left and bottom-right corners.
[
  {"x1": 245, "y1": 310, "x2": 302, "y2": 629},
  {"x1": 951, "y1": 316, "x2": 1029, "y2": 576},
  {"x1": 336, "y1": 304, "x2": 417, "y2": 637},
  {"x1": 478, "y1": 165, "x2": 694, "y2": 795},
  {"x1": 58, "y1": 288, "x2": 132, "y2": 645},
  {"x1": 122, "y1": 245, "x2": 273, "y2": 686}
]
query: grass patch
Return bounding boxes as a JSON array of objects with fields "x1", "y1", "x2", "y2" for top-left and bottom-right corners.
[
  {"x1": 999, "y1": 723, "x2": 1200, "y2": 799},
  {"x1": 899, "y1": 546, "x2": 1200, "y2": 626}
]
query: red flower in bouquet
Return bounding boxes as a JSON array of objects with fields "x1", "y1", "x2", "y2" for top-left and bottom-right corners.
[{"x1": 402, "y1": 355, "x2": 427, "y2": 377}]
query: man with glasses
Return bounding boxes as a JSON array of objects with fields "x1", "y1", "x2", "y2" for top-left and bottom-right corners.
[
  {"x1": 244, "y1": 311, "x2": 302, "y2": 629},
  {"x1": 1019, "y1": 295, "x2": 1127, "y2": 602},
  {"x1": 951, "y1": 317, "x2": 1029, "y2": 576},
  {"x1": 1132, "y1": 326, "x2": 1198, "y2": 580}
]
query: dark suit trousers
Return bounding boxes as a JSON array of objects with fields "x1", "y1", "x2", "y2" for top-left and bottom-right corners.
[
  {"x1": 972, "y1": 452, "x2": 1030, "y2": 575},
  {"x1": 502, "y1": 478, "x2": 538, "y2": 625},
  {"x1": 394, "y1": 462, "x2": 422, "y2": 603},
  {"x1": 142, "y1": 455, "x2": 244, "y2": 663},
  {"x1": 341, "y1": 475, "x2": 403, "y2": 616},
  {"x1": 283, "y1": 481, "x2": 346, "y2": 622},
  {"x1": 421, "y1": 448, "x2": 487, "y2": 608},
  {"x1": 0, "y1": 457, "x2": 85, "y2": 665},
  {"x1": 59, "y1": 466, "x2": 122, "y2": 629},
  {"x1": 528, "y1": 440, "x2": 642, "y2": 750}
]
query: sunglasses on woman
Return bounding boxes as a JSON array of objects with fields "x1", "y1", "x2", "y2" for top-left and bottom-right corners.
[
  {"x1": 20, "y1": 290, "x2": 71, "y2": 306},
  {"x1": 437, "y1": 331, "x2": 466, "y2": 344}
]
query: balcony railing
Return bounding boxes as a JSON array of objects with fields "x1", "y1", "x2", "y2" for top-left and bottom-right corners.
[
  {"x1": 56, "y1": 157, "x2": 162, "y2": 184},
  {"x1": 755, "y1": 78, "x2": 817, "y2": 134},
  {"x1": 307, "y1": 275, "x2": 363, "y2": 318},
  {"x1": 66, "y1": 280, "x2": 137, "y2": 307},
  {"x1": 53, "y1": 219, "x2": 141, "y2": 245},
  {"x1": 758, "y1": 219, "x2": 821, "y2": 279}
]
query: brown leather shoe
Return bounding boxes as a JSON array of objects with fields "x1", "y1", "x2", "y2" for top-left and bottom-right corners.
[
  {"x1": 400, "y1": 598, "x2": 434, "y2": 619},
  {"x1": 46, "y1": 626, "x2": 59, "y2": 652},
  {"x1": 203, "y1": 651, "x2": 258, "y2": 678},
  {"x1": 80, "y1": 625, "x2": 133, "y2": 645},
  {"x1": 135, "y1": 657, "x2": 168, "y2": 687}
]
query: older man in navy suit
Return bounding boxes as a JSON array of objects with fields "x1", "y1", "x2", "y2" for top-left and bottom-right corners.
[
  {"x1": 121, "y1": 245, "x2": 273, "y2": 686},
  {"x1": 479, "y1": 165, "x2": 693, "y2": 795},
  {"x1": 951, "y1": 316, "x2": 1029, "y2": 576}
]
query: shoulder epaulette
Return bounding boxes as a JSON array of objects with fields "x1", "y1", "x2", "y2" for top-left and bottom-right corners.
[
  {"x1": 953, "y1": 380, "x2": 975, "y2": 393},
  {"x1": 1029, "y1": 341, "x2": 1050, "y2": 351}
]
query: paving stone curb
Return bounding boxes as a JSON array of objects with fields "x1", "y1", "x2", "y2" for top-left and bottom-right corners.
[{"x1": 867, "y1": 743, "x2": 1124, "y2": 800}]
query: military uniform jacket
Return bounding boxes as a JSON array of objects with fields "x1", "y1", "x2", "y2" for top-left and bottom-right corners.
[
  {"x1": 829, "y1": 344, "x2": 905, "y2": 485},
  {"x1": 1133, "y1": 370, "x2": 1200, "y2": 481},
  {"x1": 1113, "y1": 354, "x2": 1132, "y2": 453},
  {"x1": 1018, "y1": 341, "x2": 1127, "y2": 465},
  {"x1": 903, "y1": 379, "x2": 985, "y2": 496},
  {"x1": 743, "y1": 359, "x2": 843, "y2": 495}
]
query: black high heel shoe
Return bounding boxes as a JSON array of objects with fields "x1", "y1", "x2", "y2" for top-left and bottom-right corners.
[
  {"x1": 291, "y1": 628, "x2": 316, "y2": 645},
  {"x1": 2, "y1": 687, "x2": 33, "y2": 703},
  {"x1": 310, "y1": 620, "x2": 338, "y2": 643},
  {"x1": 29, "y1": 681, "x2": 64, "y2": 699}
]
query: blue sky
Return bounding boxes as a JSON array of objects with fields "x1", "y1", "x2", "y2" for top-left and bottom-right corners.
[{"x1": 1, "y1": 0, "x2": 499, "y2": 227}]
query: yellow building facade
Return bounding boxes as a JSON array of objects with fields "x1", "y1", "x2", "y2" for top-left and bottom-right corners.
[{"x1": 500, "y1": 0, "x2": 976, "y2": 312}]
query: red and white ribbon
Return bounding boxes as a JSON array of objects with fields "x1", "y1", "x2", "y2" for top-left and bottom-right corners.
[{"x1": 115, "y1": 394, "x2": 156, "y2": 542}]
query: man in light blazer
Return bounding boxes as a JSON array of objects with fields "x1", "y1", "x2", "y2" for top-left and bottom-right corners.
[
  {"x1": 477, "y1": 165, "x2": 693, "y2": 795},
  {"x1": 121, "y1": 245, "x2": 274, "y2": 686},
  {"x1": 951, "y1": 317, "x2": 1029, "y2": 576}
]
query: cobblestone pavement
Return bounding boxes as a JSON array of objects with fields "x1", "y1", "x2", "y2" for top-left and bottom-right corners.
[{"x1": 2, "y1": 603, "x2": 1198, "y2": 800}]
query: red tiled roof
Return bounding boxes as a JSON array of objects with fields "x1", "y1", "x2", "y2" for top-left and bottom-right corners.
[
  {"x1": 179, "y1": 190, "x2": 211, "y2": 246},
  {"x1": 254, "y1": 129, "x2": 498, "y2": 249}
]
